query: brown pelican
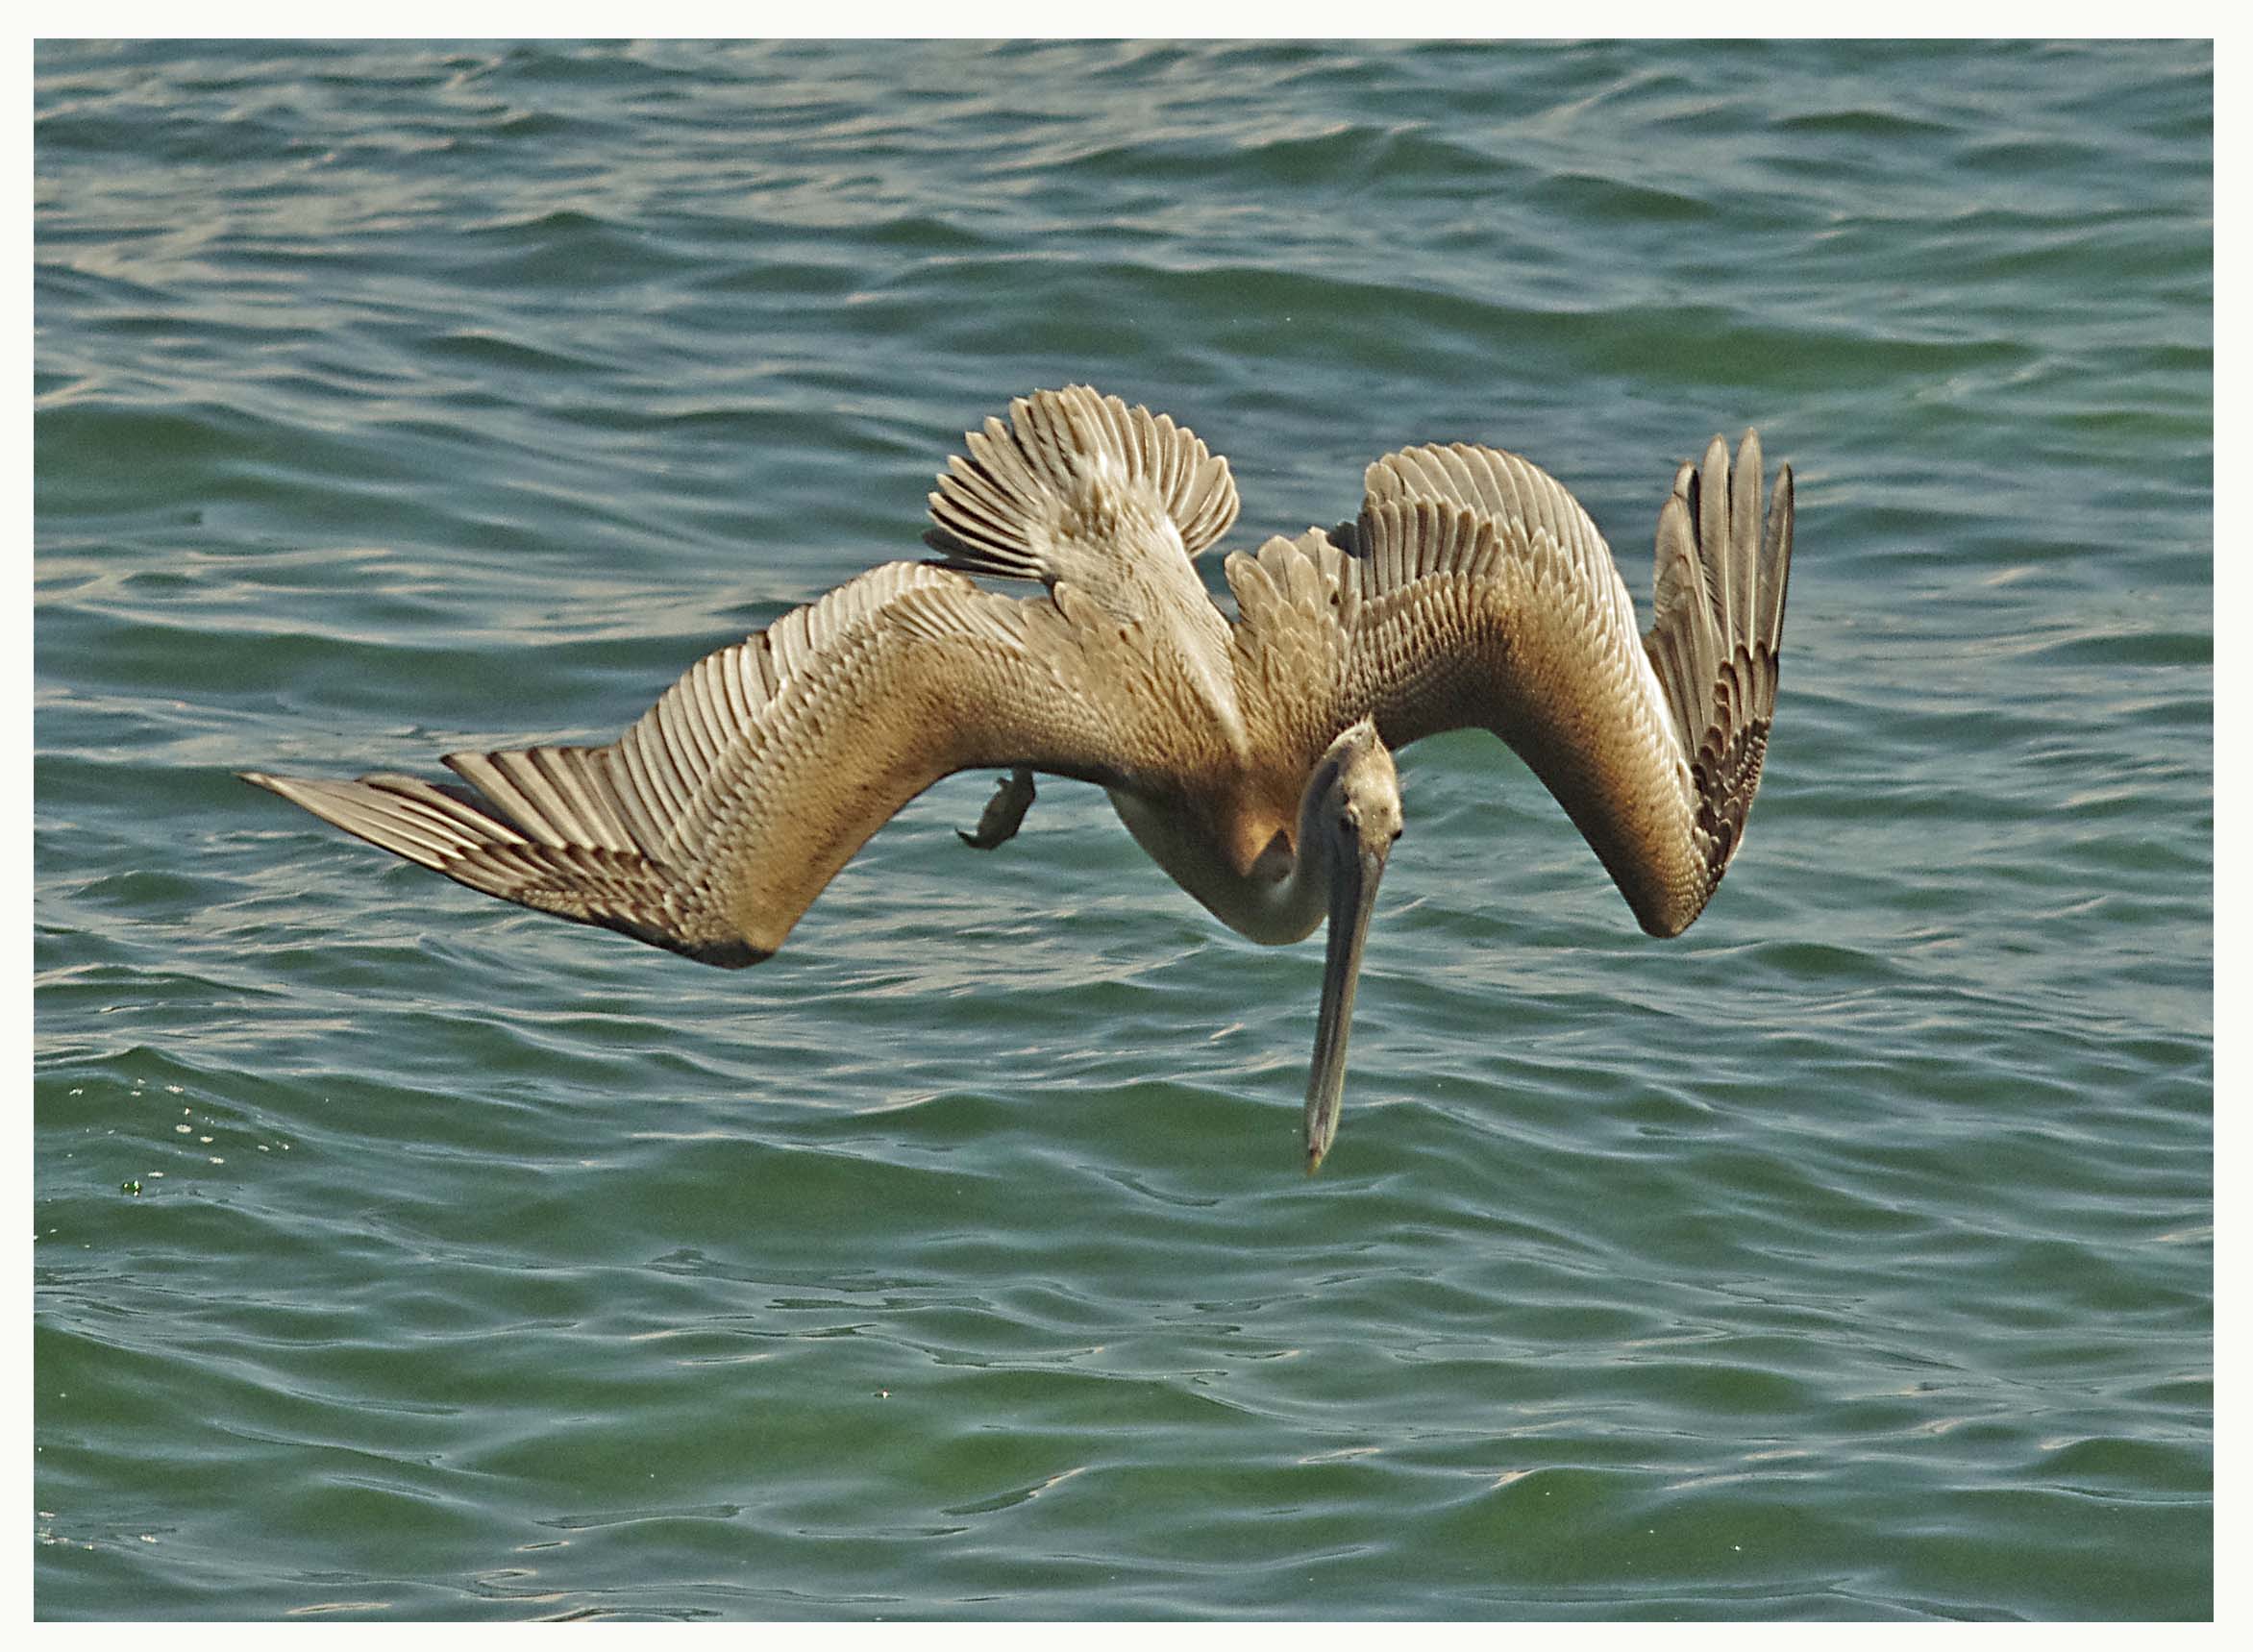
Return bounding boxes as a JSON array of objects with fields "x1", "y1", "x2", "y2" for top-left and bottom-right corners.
[{"x1": 244, "y1": 386, "x2": 1794, "y2": 1171}]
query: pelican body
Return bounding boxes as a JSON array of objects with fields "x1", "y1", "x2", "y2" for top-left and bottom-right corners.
[{"x1": 245, "y1": 387, "x2": 1793, "y2": 1170}]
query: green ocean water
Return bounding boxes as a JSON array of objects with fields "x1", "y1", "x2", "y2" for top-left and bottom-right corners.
[{"x1": 33, "y1": 38, "x2": 2210, "y2": 1620}]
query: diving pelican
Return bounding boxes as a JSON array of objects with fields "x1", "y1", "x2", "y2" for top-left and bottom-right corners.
[{"x1": 243, "y1": 386, "x2": 1794, "y2": 1171}]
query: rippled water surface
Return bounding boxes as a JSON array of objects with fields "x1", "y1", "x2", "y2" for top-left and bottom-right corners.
[{"x1": 34, "y1": 39, "x2": 2211, "y2": 1619}]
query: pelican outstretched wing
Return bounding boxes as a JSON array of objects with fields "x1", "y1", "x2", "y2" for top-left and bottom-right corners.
[
  {"x1": 247, "y1": 389, "x2": 1268, "y2": 967},
  {"x1": 245, "y1": 560, "x2": 1193, "y2": 966},
  {"x1": 1228, "y1": 433, "x2": 1793, "y2": 937}
]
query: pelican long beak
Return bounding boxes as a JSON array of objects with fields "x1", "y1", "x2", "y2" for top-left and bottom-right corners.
[{"x1": 1303, "y1": 831, "x2": 1391, "y2": 1174}]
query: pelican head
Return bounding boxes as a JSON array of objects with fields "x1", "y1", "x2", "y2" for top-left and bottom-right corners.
[{"x1": 1301, "y1": 718, "x2": 1401, "y2": 1173}]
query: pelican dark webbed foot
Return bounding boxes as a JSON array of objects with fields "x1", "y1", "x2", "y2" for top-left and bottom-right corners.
[{"x1": 958, "y1": 767, "x2": 1035, "y2": 850}]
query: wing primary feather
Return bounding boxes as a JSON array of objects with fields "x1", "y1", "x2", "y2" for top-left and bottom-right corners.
[
  {"x1": 1729, "y1": 429, "x2": 1763, "y2": 647},
  {"x1": 1757, "y1": 462, "x2": 1794, "y2": 656},
  {"x1": 1696, "y1": 435, "x2": 1732, "y2": 639}
]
